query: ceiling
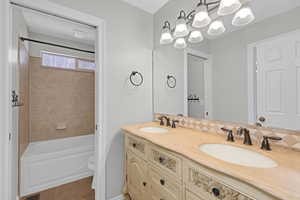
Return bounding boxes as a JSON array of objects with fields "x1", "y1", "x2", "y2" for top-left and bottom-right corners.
[
  {"x1": 22, "y1": 8, "x2": 96, "y2": 46},
  {"x1": 121, "y1": 0, "x2": 170, "y2": 14}
]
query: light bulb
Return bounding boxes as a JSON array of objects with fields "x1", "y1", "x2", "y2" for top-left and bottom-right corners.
[
  {"x1": 207, "y1": 20, "x2": 226, "y2": 36},
  {"x1": 192, "y1": 5, "x2": 211, "y2": 28},
  {"x1": 174, "y1": 11, "x2": 189, "y2": 38},
  {"x1": 218, "y1": 0, "x2": 242, "y2": 16},
  {"x1": 232, "y1": 7, "x2": 255, "y2": 26},
  {"x1": 160, "y1": 21, "x2": 173, "y2": 45},
  {"x1": 188, "y1": 30, "x2": 203, "y2": 43},
  {"x1": 174, "y1": 38, "x2": 187, "y2": 49},
  {"x1": 174, "y1": 18, "x2": 189, "y2": 38}
]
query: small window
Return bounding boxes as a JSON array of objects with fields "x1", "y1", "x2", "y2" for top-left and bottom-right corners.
[
  {"x1": 42, "y1": 52, "x2": 76, "y2": 70},
  {"x1": 78, "y1": 60, "x2": 96, "y2": 70},
  {"x1": 41, "y1": 52, "x2": 95, "y2": 72}
]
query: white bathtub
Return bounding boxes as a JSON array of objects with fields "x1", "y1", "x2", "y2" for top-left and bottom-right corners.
[{"x1": 20, "y1": 135, "x2": 94, "y2": 197}]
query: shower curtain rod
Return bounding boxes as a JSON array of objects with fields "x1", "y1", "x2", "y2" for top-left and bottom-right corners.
[{"x1": 20, "y1": 37, "x2": 95, "y2": 54}]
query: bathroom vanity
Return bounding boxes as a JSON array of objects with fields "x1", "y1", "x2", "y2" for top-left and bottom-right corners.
[{"x1": 122, "y1": 122, "x2": 300, "y2": 200}]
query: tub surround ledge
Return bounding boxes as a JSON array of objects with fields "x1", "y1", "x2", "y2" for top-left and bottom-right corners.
[{"x1": 122, "y1": 122, "x2": 300, "y2": 200}]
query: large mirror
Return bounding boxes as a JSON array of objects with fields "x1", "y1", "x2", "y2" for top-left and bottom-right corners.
[{"x1": 153, "y1": 0, "x2": 300, "y2": 131}]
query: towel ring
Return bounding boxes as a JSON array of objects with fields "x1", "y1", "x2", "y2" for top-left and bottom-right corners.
[
  {"x1": 167, "y1": 75, "x2": 176, "y2": 88},
  {"x1": 130, "y1": 71, "x2": 143, "y2": 86}
]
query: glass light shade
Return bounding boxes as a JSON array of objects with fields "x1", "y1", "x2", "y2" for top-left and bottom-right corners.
[
  {"x1": 174, "y1": 38, "x2": 187, "y2": 49},
  {"x1": 207, "y1": 20, "x2": 226, "y2": 36},
  {"x1": 232, "y1": 7, "x2": 255, "y2": 26},
  {"x1": 218, "y1": 0, "x2": 242, "y2": 16},
  {"x1": 160, "y1": 27, "x2": 174, "y2": 45},
  {"x1": 174, "y1": 18, "x2": 189, "y2": 38},
  {"x1": 192, "y1": 5, "x2": 211, "y2": 28},
  {"x1": 188, "y1": 30, "x2": 203, "y2": 43}
]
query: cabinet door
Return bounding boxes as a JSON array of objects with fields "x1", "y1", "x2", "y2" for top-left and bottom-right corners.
[
  {"x1": 127, "y1": 151, "x2": 148, "y2": 200},
  {"x1": 185, "y1": 190, "x2": 205, "y2": 200}
]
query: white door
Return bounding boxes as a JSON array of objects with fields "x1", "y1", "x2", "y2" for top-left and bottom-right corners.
[{"x1": 256, "y1": 31, "x2": 300, "y2": 130}]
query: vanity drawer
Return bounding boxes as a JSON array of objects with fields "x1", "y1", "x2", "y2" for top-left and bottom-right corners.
[
  {"x1": 183, "y1": 161, "x2": 255, "y2": 200},
  {"x1": 148, "y1": 145, "x2": 182, "y2": 178},
  {"x1": 126, "y1": 135, "x2": 147, "y2": 159},
  {"x1": 149, "y1": 165, "x2": 182, "y2": 200}
]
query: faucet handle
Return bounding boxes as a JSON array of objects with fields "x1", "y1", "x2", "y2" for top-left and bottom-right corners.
[
  {"x1": 166, "y1": 118, "x2": 171, "y2": 127},
  {"x1": 158, "y1": 117, "x2": 164, "y2": 126},
  {"x1": 261, "y1": 136, "x2": 282, "y2": 151},
  {"x1": 221, "y1": 127, "x2": 234, "y2": 142},
  {"x1": 171, "y1": 120, "x2": 179, "y2": 128}
]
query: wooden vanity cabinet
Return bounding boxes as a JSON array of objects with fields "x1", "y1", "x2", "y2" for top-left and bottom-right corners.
[
  {"x1": 125, "y1": 133, "x2": 276, "y2": 200},
  {"x1": 126, "y1": 150, "x2": 149, "y2": 200},
  {"x1": 185, "y1": 190, "x2": 205, "y2": 200}
]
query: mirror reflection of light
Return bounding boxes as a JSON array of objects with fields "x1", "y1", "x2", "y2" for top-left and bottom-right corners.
[{"x1": 232, "y1": 7, "x2": 255, "y2": 26}]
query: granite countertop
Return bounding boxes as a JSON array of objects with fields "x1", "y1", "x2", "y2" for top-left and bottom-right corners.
[{"x1": 122, "y1": 122, "x2": 300, "y2": 200}]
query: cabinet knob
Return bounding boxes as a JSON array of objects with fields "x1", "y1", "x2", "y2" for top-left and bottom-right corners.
[
  {"x1": 212, "y1": 188, "x2": 220, "y2": 197},
  {"x1": 132, "y1": 143, "x2": 136, "y2": 148},
  {"x1": 160, "y1": 179, "x2": 165, "y2": 186},
  {"x1": 142, "y1": 182, "x2": 147, "y2": 186},
  {"x1": 159, "y1": 157, "x2": 165, "y2": 163}
]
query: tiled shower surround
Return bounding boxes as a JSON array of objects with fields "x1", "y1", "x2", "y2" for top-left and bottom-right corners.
[{"x1": 154, "y1": 113, "x2": 300, "y2": 151}]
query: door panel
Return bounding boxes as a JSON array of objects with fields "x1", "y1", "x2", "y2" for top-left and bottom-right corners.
[
  {"x1": 265, "y1": 70, "x2": 284, "y2": 112},
  {"x1": 256, "y1": 31, "x2": 300, "y2": 130}
]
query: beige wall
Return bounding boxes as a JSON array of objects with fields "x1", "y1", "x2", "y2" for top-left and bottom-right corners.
[{"x1": 29, "y1": 56, "x2": 95, "y2": 142}]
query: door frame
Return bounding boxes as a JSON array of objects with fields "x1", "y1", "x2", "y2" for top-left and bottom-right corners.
[
  {"x1": 183, "y1": 48, "x2": 213, "y2": 119},
  {"x1": 1, "y1": 0, "x2": 107, "y2": 200},
  {"x1": 247, "y1": 29, "x2": 300, "y2": 125}
]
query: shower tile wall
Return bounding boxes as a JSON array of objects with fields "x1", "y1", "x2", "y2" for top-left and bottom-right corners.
[{"x1": 29, "y1": 56, "x2": 95, "y2": 142}]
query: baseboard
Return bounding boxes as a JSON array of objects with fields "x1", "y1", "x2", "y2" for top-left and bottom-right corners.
[{"x1": 109, "y1": 194, "x2": 124, "y2": 200}]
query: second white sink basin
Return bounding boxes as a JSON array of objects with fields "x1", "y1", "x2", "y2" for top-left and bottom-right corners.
[
  {"x1": 199, "y1": 144, "x2": 277, "y2": 168},
  {"x1": 139, "y1": 127, "x2": 168, "y2": 133}
]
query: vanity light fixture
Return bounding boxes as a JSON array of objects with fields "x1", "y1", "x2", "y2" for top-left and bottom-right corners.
[
  {"x1": 207, "y1": 20, "x2": 226, "y2": 36},
  {"x1": 174, "y1": 10, "x2": 189, "y2": 38},
  {"x1": 218, "y1": 0, "x2": 242, "y2": 16},
  {"x1": 160, "y1": 21, "x2": 174, "y2": 45},
  {"x1": 232, "y1": 7, "x2": 255, "y2": 26},
  {"x1": 192, "y1": 4, "x2": 211, "y2": 28},
  {"x1": 174, "y1": 38, "x2": 187, "y2": 49},
  {"x1": 188, "y1": 30, "x2": 203, "y2": 43},
  {"x1": 159, "y1": 0, "x2": 255, "y2": 49}
]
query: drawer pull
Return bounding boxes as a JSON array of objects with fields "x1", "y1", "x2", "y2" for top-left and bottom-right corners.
[
  {"x1": 212, "y1": 188, "x2": 220, "y2": 197},
  {"x1": 132, "y1": 143, "x2": 137, "y2": 148},
  {"x1": 159, "y1": 157, "x2": 165, "y2": 163},
  {"x1": 160, "y1": 179, "x2": 165, "y2": 186},
  {"x1": 143, "y1": 182, "x2": 147, "y2": 186}
]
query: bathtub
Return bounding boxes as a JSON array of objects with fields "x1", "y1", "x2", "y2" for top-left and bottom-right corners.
[{"x1": 20, "y1": 135, "x2": 94, "y2": 197}]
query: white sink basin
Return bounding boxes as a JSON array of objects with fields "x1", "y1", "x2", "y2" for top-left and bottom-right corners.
[
  {"x1": 139, "y1": 127, "x2": 168, "y2": 133},
  {"x1": 199, "y1": 144, "x2": 277, "y2": 168}
]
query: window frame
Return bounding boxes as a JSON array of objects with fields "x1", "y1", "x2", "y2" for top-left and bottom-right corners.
[{"x1": 41, "y1": 51, "x2": 95, "y2": 73}]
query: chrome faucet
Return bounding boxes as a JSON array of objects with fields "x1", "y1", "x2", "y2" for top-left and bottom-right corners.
[
  {"x1": 159, "y1": 116, "x2": 171, "y2": 127},
  {"x1": 237, "y1": 128, "x2": 252, "y2": 145}
]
